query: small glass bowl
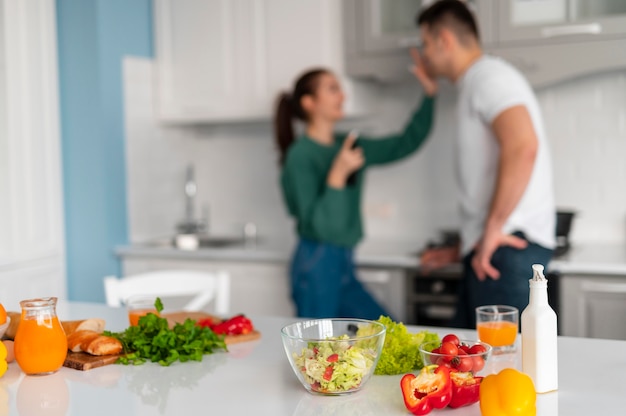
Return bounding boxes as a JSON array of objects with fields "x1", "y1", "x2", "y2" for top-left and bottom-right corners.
[
  {"x1": 281, "y1": 318, "x2": 386, "y2": 395},
  {"x1": 419, "y1": 339, "x2": 492, "y2": 376}
]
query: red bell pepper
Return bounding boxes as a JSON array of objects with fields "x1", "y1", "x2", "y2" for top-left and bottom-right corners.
[
  {"x1": 449, "y1": 371, "x2": 482, "y2": 408},
  {"x1": 401, "y1": 365, "x2": 453, "y2": 415},
  {"x1": 210, "y1": 315, "x2": 254, "y2": 335}
]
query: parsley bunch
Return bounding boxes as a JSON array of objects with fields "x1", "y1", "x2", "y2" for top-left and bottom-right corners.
[{"x1": 105, "y1": 298, "x2": 227, "y2": 366}]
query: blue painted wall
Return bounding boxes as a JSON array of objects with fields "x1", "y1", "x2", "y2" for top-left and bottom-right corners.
[{"x1": 56, "y1": 0, "x2": 153, "y2": 302}]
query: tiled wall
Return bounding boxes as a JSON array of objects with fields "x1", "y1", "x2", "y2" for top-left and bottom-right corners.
[{"x1": 124, "y1": 57, "x2": 626, "y2": 249}]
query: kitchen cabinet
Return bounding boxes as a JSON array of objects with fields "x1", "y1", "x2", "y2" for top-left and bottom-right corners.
[
  {"x1": 497, "y1": 0, "x2": 626, "y2": 44},
  {"x1": 120, "y1": 255, "x2": 408, "y2": 320},
  {"x1": 342, "y1": 0, "x2": 626, "y2": 86},
  {"x1": 0, "y1": 0, "x2": 66, "y2": 310},
  {"x1": 343, "y1": 0, "x2": 492, "y2": 81},
  {"x1": 559, "y1": 273, "x2": 626, "y2": 340},
  {"x1": 489, "y1": 0, "x2": 626, "y2": 86},
  {"x1": 154, "y1": 0, "x2": 375, "y2": 123},
  {"x1": 357, "y1": 267, "x2": 407, "y2": 322},
  {"x1": 121, "y1": 257, "x2": 295, "y2": 317}
]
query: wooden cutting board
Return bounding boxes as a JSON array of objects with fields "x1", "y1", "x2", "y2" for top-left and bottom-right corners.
[
  {"x1": 63, "y1": 351, "x2": 122, "y2": 371},
  {"x1": 162, "y1": 311, "x2": 262, "y2": 345},
  {"x1": 62, "y1": 312, "x2": 261, "y2": 371}
]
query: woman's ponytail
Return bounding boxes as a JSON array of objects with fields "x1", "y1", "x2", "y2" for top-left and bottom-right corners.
[
  {"x1": 275, "y1": 93, "x2": 295, "y2": 166},
  {"x1": 273, "y1": 68, "x2": 330, "y2": 166}
]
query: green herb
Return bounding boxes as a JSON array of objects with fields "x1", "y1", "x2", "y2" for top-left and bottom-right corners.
[
  {"x1": 104, "y1": 297, "x2": 227, "y2": 366},
  {"x1": 357, "y1": 316, "x2": 440, "y2": 375}
]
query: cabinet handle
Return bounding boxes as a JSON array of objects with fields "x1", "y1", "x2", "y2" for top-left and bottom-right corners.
[
  {"x1": 541, "y1": 23, "x2": 602, "y2": 38},
  {"x1": 398, "y1": 37, "x2": 421, "y2": 48}
]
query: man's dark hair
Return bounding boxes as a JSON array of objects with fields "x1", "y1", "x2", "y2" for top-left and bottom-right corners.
[{"x1": 417, "y1": 0, "x2": 480, "y2": 44}]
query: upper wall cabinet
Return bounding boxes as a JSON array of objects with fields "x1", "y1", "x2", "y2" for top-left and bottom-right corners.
[
  {"x1": 343, "y1": 0, "x2": 492, "y2": 81},
  {"x1": 342, "y1": 0, "x2": 626, "y2": 87},
  {"x1": 154, "y1": 0, "x2": 375, "y2": 124},
  {"x1": 490, "y1": 0, "x2": 626, "y2": 87},
  {"x1": 498, "y1": 0, "x2": 626, "y2": 44}
]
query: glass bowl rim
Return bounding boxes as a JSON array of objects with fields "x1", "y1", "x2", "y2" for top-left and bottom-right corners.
[
  {"x1": 419, "y1": 339, "x2": 493, "y2": 358},
  {"x1": 281, "y1": 318, "x2": 386, "y2": 342}
]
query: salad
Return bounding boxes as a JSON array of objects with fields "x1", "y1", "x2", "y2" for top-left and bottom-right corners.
[{"x1": 293, "y1": 335, "x2": 376, "y2": 393}]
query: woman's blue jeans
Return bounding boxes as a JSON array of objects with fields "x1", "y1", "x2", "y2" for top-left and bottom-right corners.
[
  {"x1": 290, "y1": 239, "x2": 391, "y2": 320},
  {"x1": 450, "y1": 232, "x2": 554, "y2": 329}
]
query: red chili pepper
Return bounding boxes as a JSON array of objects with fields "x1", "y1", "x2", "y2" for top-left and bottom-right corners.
[
  {"x1": 210, "y1": 315, "x2": 254, "y2": 335},
  {"x1": 401, "y1": 365, "x2": 453, "y2": 415},
  {"x1": 327, "y1": 354, "x2": 339, "y2": 363},
  {"x1": 449, "y1": 371, "x2": 482, "y2": 408}
]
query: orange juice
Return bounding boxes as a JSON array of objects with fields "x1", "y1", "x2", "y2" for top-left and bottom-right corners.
[
  {"x1": 476, "y1": 321, "x2": 518, "y2": 347},
  {"x1": 128, "y1": 308, "x2": 159, "y2": 326},
  {"x1": 14, "y1": 315, "x2": 68, "y2": 375}
]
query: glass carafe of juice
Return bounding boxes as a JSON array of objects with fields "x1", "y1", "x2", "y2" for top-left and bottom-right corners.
[{"x1": 14, "y1": 297, "x2": 68, "y2": 375}]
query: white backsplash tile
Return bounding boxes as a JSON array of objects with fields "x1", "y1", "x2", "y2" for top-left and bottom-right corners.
[{"x1": 123, "y1": 57, "x2": 626, "y2": 249}]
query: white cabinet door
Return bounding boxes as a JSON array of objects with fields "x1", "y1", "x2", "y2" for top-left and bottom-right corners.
[
  {"x1": 498, "y1": 0, "x2": 626, "y2": 44},
  {"x1": 121, "y1": 257, "x2": 295, "y2": 317},
  {"x1": 560, "y1": 274, "x2": 626, "y2": 340},
  {"x1": 357, "y1": 268, "x2": 407, "y2": 322},
  {"x1": 154, "y1": 0, "x2": 374, "y2": 123},
  {"x1": 0, "y1": 0, "x2": 66, "y2": 303},
  {"x1": 154, "y1": 0, "x2": 268, "y2": 122}
]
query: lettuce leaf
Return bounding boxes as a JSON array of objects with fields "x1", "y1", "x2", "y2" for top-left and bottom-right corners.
[{"x1": 358, "y1": 316, "x2": 440, "y2": 375}]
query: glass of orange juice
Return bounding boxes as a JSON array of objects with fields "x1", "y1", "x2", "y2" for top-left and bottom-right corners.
[
  {"x1": 126, "y1": 296, "x2": 159, "y2": 326},
  {"x1": 476, "y1": 305, "x2": 519, "y2": 354},
  {"x1": 14, "y1": 297, "x2": 68, "y2": 375}
]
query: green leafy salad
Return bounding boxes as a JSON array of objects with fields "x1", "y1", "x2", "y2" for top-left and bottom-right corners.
[
  {"x1": 293, "y1": 335, "x2": 376, "y2": 393},
  {"x1": 357, "y1": 316, "x2": 439, "y2": 375},
  {"x1": 104, "y1": 298, "x2": 227, "y2": 366}
]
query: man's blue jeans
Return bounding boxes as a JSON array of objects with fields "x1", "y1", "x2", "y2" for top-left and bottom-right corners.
[
  {"x1": 290, "y1": 238, "x2": 391, "y2": 320},
  {"x1": 450, "y1": 232, "x2": 554, "y2": 329}
]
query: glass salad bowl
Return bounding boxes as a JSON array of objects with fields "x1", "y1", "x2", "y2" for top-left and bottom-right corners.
[{"x1": 281, "y1": 319, "x2": 386, "y2": 395}]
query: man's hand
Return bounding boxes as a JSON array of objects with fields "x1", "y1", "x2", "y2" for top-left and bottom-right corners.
[
  {"x1": 420, "y1": 246, "x2": 460, "y2": 273},
  {"x1": 471, "y1": 230, "x2": 528, "y2": 281}
]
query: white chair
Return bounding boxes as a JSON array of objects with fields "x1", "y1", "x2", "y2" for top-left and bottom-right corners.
[{"x1": 103, "y1": 270, "x2": 230, "y2": 315}]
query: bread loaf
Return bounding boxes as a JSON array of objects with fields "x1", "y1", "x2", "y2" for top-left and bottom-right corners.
[
  {"x1": 67, "y1": 330, "x2": 122, "y2": 356},
  {"x1": 85, "y1": 335, "x2": 123, "y2": 356},
  {"x1": 62, "y1": 319, "x2": 106, "y2": 337},
  {"x1": 5, "y1": 312, "x2": 21, "y2": 340}
]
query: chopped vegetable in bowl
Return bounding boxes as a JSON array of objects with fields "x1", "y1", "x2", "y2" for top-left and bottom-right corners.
[
  {"x1": 293, "y1": 335, "x2": 377, "y2": 393},
  {"x1": 281, "y1": 319, "x2": 385, "y2": 395}
]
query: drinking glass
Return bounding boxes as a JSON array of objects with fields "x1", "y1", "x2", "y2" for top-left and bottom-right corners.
[
  {"x1": 126, "y1": 296, "x2": 159, "y2": 326},
  {"x1": 475, "y1": 305, "x2": 519, "y2": 354}
]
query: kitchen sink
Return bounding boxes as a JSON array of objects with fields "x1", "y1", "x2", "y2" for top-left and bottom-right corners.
[{"x1": 146, "y1": 235, "x2": 246, "y2": 249}]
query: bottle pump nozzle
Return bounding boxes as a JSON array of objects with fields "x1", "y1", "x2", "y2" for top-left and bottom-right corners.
[{"x1": 531, "y1": 264, "x2": 546, "y2": 282}]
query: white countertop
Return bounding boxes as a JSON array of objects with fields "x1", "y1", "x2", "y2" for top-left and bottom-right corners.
[
  {"x1": 3, "y1": 301, "x2": 625, "y2": 415},
  {"x1": 116, "y1": 238, "x2": 626, "y2": 275},
  {"x1": 115, "y1": 237, "x2": 426, "y2": 269}
]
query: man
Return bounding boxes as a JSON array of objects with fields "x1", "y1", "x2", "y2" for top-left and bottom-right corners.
[{"x1": 416, "y1": 0, "x2": 555, "y2": 328}]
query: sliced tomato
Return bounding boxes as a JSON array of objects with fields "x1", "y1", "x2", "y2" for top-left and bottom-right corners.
[
  {"x1": 323, "y1": 366, "x2": 334, "y2": 381},
  {"x1": 327, "y1": 354, "x2": 339, "y2": 363}
]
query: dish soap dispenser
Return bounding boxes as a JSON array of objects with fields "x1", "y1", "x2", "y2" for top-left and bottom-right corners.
[{"x1": 521, "y1": 264, "x2": 558, "y2": 393}]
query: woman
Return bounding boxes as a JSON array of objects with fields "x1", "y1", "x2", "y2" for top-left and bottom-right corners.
[{"x1": 275, "y1": 54, "x2": 437, "y2": 320}]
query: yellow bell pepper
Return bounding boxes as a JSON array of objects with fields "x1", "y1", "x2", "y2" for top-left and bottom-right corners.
[
  {"x1": 0, "y1": 342, "x2": 6, "y2": 378},
  {"x1": 480, "y1": 368, "x2": 536, "y2": 416}
]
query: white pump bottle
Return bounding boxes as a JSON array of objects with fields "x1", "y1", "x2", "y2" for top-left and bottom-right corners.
[{"x1": 521, "y1": 264, "x2": 558, "y2": 393}]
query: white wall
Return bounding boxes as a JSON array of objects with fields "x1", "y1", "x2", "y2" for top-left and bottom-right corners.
[{"x1": 124, "y1": 57, "x2": 626, "y2": 249}]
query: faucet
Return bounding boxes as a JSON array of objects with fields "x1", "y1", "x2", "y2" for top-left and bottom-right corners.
[{"x1": 176, "y1": 165, "x2": 207, "y2": 235}]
